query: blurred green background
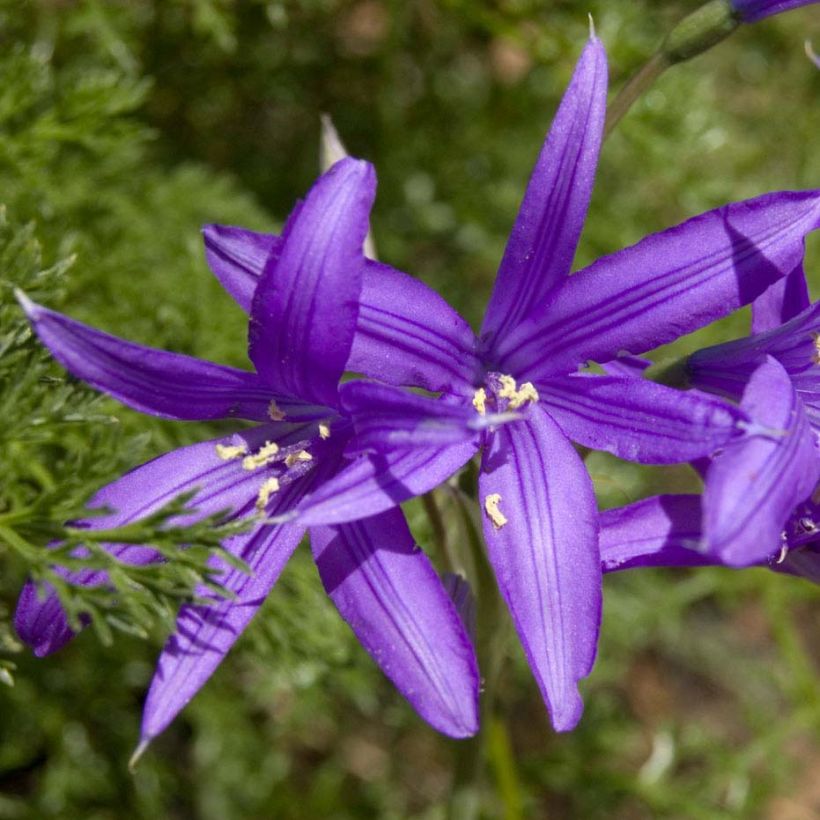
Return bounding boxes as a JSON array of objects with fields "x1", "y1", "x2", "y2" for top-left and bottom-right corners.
[{"x1": 1, "y1": 0, "x2": 819, "y2": 817}]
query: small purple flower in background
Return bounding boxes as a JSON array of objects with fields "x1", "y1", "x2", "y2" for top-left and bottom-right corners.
[
  {"x1": 687, "y1": 267, "x2": 820, "y2": 565},
  {"x1": 600, "y1": 272, "x2": 820, "y2": 574},
  {"x1": 599, "y1": 490, "x2": 820, "y2": 583},
  {"x1": 730, "y1": 0, "x2": 819, "y2": 23},
  {"x1": 203, "y1": 34, "x2": 820, "y2": 731},
  {"x1": 15, "y1": 158, "x2": 481, "y2": 752}
]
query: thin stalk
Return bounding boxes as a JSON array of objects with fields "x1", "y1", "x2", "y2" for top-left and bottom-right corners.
[
  {"x1": 605, "y1": 52, "x2": 669, "y2": 138},
  {"x1": 605, "y1": 0, "x2": 739, "y2": 139},
  {"x1": 446, "y1": 488, "x2": 511, "y2": 820}
]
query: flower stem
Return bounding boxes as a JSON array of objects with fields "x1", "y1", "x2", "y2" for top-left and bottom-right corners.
[
  {"x1": 446, "y1": 488, "x2": 511, "y2": 819},
  {"x1": 605, "y1": 52, "x2": 669, "y2": 138},
  {"x1": 605, "y1": 0, "x2": 739, "y2": 138}
]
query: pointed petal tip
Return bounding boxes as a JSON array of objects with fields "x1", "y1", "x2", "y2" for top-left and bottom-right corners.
[
  {"x1": 13, "y1": 288, "x2": 36, "y2": 317},
  {"x1": 549, "y1": 689, "x2": 584, "y2": 733},
  {"x1": 128, "y1": 739, "x2": 150, "y2": 773},
  {"x1": 588, "y1": 13, "x2": 596, "y2": 40},
  {"x1": 439, "y1": 711, "x2": 480, "y2": 739}
]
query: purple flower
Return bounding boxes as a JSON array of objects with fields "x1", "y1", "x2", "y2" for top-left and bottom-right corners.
[
  {"x1": 600, "y1": 491, "x2": 820, "y2": 583},
  {"x1": 201, "y1": 35, "x2": 820, "y2": 731},
  {"x1": 730, "y1": 0, "x2": 818, "y2": 23},
  {"x1": 686, "y1": 268, "x2": 820, "y2": 565},
  {"x1": 15, "y1": 158, "x2": 480, "y2": 747},
  {"x1": 602, "y1": 273, "x2": 820, "y2": 573}
]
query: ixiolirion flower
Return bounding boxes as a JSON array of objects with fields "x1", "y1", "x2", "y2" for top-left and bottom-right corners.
[
  {"x1": 15, "y1": 158, "x2": 482, "y2": 752},
  {"x1": 600, "y1": 271, "x2": 820, "y2": 572},
  {"x1": 599, "y1": 489, "x2": 820, "y2": 582},
  {"x1": 201, "y1": 34, "x2": 820, "y2": 731},
  {"x1": 684, "y1": 269, "x2": 820, "y2": 566}
]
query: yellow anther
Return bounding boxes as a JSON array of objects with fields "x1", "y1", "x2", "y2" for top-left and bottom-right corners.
[
  {"x1": 255, "y1": 477, "x2": 281, "y2": 511},
  {"x1": 319, "y1": 423, "x2": 331, "y2": 440},
  {"x1": 484, "y1": 493, "x2": 508, "y2": 529},
  {"x1": 472, "y1": 387, "x2": 487, "y2": 415},
  {"x1": 285, "y1": 449, "x2": 313, "y2": 468},
  {"x1": 811, "y1": 332, "x2": 820, "y2": 365},
  {"x1": 242, "y1": 440, "x2": 280, "y2": 471},
  {"x1": 215, "y1": 443, "x2": 248, "y2": 461},
  {"x1": 268, "y1": 400, "x2": 286, "y2": 421},
  {"x1": 497, "y1": 375, "x2": 539, "y2": 410}
]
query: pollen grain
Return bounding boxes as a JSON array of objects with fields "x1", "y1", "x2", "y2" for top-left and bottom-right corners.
[
  {"x1": 215, "y1": 442, "x2": 248, "y2": 461},
  {"x1": 256, "y1": 477, "x2": 281, "y2": 511},
  {"x1": 268, "y1": 400, "x2": 286, "y2": 421},
  {"x1": 242, "y1": 440, "x2": 281, "y2": 471},
  {"x1": 484, "y1": 493, "x2": 508, "y2": 529}
]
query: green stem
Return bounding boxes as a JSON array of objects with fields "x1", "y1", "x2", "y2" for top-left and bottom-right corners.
[
  {"x1": 605, "y1": 52, "x2": 669, "y2": 138},
  {"x1": 605, "y1": 0, "x2": 740, "y2": 139},
  {"x1": 446, "y1": 489, "x2": 512, "y2": 820}
]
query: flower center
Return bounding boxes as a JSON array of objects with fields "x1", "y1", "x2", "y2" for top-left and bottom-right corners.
[
  {"x1": 215, "y1": 435, "x2": 320, "y2": 514},
  {"x1": 472, "y1": 372, "x2": 540, "y2": 416}
]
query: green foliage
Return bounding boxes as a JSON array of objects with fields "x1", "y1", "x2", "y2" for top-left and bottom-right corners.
[{"x1": 0, "y1": 1, "x2": 819, "y2": 818}]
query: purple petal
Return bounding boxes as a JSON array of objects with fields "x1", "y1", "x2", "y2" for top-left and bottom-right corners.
[
  {"x1": 496, "y1": 190, "x2": 820, "y2": 380},
  {"x1": 703, "y1": 357, "x2": 819, "y2": 566},
  {"x1": 599, "y1": 355, "x2": 652, "y2": 378},
  {"x1": 16, "y1": 293, "x2": 316, "y2": 422},
  {"x1": 15, "y1": 423, "x2": 323, "y2": 656},
  {"x1": 537, "y1": 375, "x2": 749, "y2": 464},
  {"x1": 203, "y1": 224, "x2": 279, "y2": 312},
  {"x1": 599, "y1": 495, "x2": 715, "y2": 572},
  {"x1": 141, "y1": 519, "x2": 305, "y2": 744},
  {"x1": 203, "y1": 225, "x2": 479, "y2": 393},
  {"x1": 731, "y1": 0, "x2": 818, "y2": 23},
  {"x1": 441, "y1": 573, "x2": 477, "y2": 642},
  {"x1": 340, "y1": 381, "x2": 511, "y2": 450},
  {"x1": 689, "y1": 300, "x2": 820, "y2": 401},
  {"x1": 481, "y1": 36, "x2": 607, "y2": 347},
  {"x1": 751, "y1": 265, "x2": 810, "y2": 334},
  {"x1": 287, "y1": 440, "x2": 478, "y2": 526},
  {"x1": 478, "y1": 404, "x2": 601, "y2": 732},
  {"x1": 311, "y1": 509, "x2": 479, "y2": 738},
  {"x1": 350, "y1": 261, "x2": 480, "y2": 393},
  {"x1": 248, "y1": 159, "x2": 376, "y2": 406}
]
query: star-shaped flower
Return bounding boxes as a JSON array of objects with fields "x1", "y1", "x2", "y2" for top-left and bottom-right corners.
[{"x1": 15, "y1": 158, "x2": 480, "y2": 751}]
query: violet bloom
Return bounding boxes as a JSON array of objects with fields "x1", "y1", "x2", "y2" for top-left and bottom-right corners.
[
  {"x1": 730, "y1": 0, "x2": 818, "y2": 23},
  {"x1": 15, "y1": 158, "x2": 481, "y2": 748},
  {"x1": 602, "y1": 274, "x2": 820, "y2": 572},
  {"x1": 687, "y1": 268, "x2": 820, "y2": 565},
  {"x1": 600, "y1": 490, "x2": 820, "y2": 583},
  {"x1": 201, "y1": 35, "x2": 820, "y2": 731}
]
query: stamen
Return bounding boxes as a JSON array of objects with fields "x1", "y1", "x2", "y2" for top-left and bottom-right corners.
[
  {"x1": 242, "y1": 440, "x2": 280, "y2": 471},
  {"x1": 775, "y1": 545, "x2": 789, "y2": 564},
  {"x1": 497, "y1": 375, "x2": 539, "y2": 410},
  {"x1": 268, "y1": 400, "x2": 286, "y2": 421},
  {"x1": 484, "y1": 493, "x2": 508, "y2": 529},
  {"x1": 472, "y1": 388, "x2": 487, "y2": 415},
  {"x1": 285, "y1": 449, "x2": 312, "y2": 468},
  {"x1": 319, "y1": 423, "x2": 331, "y2": 439},
  {"x1": 256, "y1": 477, "x2": 281, "y2": 511},
  {"x1": 811, "y1": 332, "x2": 820, "y2": 365},
  {"x1": 215, "y1": 442, "x2": 248, "y2": 461}
]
